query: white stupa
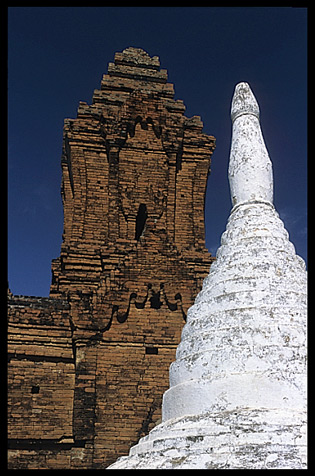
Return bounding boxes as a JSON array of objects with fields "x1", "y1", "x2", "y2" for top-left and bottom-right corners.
[{"x1": 107, "y1": 82, "x2": 307, "y2": 469}]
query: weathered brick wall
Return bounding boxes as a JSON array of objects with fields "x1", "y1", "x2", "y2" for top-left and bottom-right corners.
[
  {"x1": 7, "y1": 294, "x2": 88, "y2": 469},
  {"x1": 8, "y1": 47, "x2": 216, "y2": 468}
]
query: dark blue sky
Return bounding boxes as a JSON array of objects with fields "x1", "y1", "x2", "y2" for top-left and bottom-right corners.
[{"x1": 8, "y1": 7, "x2": 307, "y2": 297}]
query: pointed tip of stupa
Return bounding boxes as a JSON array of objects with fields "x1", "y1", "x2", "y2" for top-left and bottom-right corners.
[
  {"x1": 229, "y1": 82, "x2": 273, "y2": 207},
  {"x1": 231, "y1": 82, "x2": 260, "y2": 122}
]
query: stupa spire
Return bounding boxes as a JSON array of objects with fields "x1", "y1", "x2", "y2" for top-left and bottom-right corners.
[
  {"x1": 229, "y1": 82, "x2": 273, "y2": 208},
  {"x1": 108, "y1": 82, "x2": 307, "y2": 470}
]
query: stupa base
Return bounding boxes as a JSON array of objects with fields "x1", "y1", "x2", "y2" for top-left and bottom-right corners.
[{"x1": 107, "y1": 407, "x2": 307, "y2": 469}]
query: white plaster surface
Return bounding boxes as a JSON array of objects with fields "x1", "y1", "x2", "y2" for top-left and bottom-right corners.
[
  {"x1": 107, "y1": 83, "x2": 307, "y2": 469},
  {"x1": 229, "y1": 82, "x2": 273, "y2": 207},
  {"x1": 109, "y1": 408, "x2": 306, "y2": 469}
]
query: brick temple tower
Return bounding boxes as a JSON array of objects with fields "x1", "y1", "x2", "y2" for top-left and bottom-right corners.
[{"x1": 8, "y1": 47, "x2": 215, "y2": 468}]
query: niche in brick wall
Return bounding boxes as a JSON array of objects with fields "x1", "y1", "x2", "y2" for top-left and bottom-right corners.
[
  {"x1": 135, "y1": 203, "x2": 148, "y2": 240},
  {"x1": 145, "y1": 347, "x2": 158, "y2": 355}
]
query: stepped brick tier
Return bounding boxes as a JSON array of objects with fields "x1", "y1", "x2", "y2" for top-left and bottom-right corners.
[
  {"x1": 7, "y1": 47, "x2": 216, "y2": 469},
  {"x1": 108, "y1": 83, "x2": 307, "y2": 469}
]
